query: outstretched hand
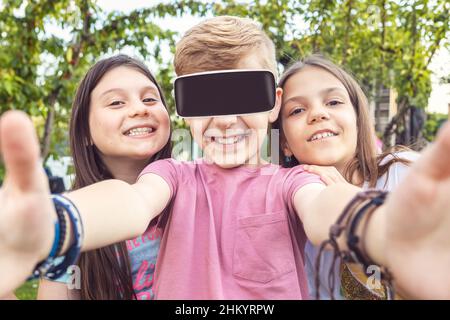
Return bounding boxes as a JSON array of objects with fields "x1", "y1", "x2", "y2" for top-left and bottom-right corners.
[
  {"x1": 384, "y1": 121, "x2": 450, "y2": 299},
  {"x1": 0, "y1": 111, "x2": 55, "y2": 297}
]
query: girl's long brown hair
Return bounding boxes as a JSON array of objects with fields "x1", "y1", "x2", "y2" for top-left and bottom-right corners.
[
  {"x1": 274, "y1": 55, "x2": 411, "y2": 187},
  {"x1": 69, "y1": 55, "x2": 172, "y2": 299}
]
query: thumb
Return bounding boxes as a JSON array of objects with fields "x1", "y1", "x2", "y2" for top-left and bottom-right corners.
[{"x1": 0, "y1": 110, "x2": 44, "y2": 192}]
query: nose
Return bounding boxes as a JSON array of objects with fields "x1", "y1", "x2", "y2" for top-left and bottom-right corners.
[
  {"x1": 128, "y1": 100, "x2": 150, "y2": 118},
  {"x1": 211, "y1": 115, "x2": 238, "y2": 129},
  {"x1": 307, "y1": 104, "x2": 330, "y2": 124}
]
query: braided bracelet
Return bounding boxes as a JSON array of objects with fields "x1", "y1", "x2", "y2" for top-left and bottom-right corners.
[
  {"x1": 314, "y1": 190, "x2": 365, "y2": 299},
  {"x1": 345, "y1": 191, "x2": 387, "y2": 270},
  {"x1": 344, "y1": 190, "x2": 394, "y2": 299},
  {"x1": 314, "y1": 190, "x2": 394, "y2": 300}
]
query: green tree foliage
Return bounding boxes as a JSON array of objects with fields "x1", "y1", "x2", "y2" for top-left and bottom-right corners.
[
  {"x1": 0, "y1": 0, "x2": 177, "y2": 162},
  {"x1": 424, "y1": 112, "x2": 448, "y2": 142},
  {"x1": 148, "y1": 0, "x2": 450, "y2": 146}
]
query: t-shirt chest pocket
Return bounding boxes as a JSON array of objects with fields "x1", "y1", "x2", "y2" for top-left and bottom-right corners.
[{"x1": 233, "y1": 211, "x2": 295, "y2": 283}]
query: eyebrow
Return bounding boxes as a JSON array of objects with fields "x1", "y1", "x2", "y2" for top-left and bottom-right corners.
[
  {"x1": 99, "y1": 85, "x2": 160, "y2": 98},
  {"x1": 283, "y1": 87, "x2": 347, "y2": 105}
]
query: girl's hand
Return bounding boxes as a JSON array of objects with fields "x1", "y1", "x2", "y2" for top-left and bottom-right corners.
[
  {"x1": 0, "y1": 111, "x2": 55, "y2": 297},
  {"x1": 383, "y1": 121, "x2": 450, "y2": 299},
  {"x1": 303, "y1": 165, "x2": 348, "y2": 186}
]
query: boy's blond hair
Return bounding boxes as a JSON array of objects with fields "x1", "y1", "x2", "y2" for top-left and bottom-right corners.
[{"x1": 174, "y1": 16, "x2": 277, "y2": 77}]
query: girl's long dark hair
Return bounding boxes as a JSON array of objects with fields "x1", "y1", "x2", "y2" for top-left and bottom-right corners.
[
  {"x1": 274, "y1": 55, "x2": 411, "y2": 187},
  {"x1": 69, "y1": 55, "x2": 171, "y2": 299}
]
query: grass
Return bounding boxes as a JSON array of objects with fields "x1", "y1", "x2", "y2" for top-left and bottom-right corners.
[{"x1": 14, "y1": 280, "x2": 38, "y2": 300}]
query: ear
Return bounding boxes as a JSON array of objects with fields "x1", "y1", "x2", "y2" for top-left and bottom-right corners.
[
  {"x1": 268, "y1": 87, "x2": 283, "y2": 124},
  {"x1": 282, "y1": 138, "x2": 294, "y2": 157}
]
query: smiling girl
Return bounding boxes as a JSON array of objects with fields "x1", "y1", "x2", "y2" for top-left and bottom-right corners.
[
  {"x1": 37, "y1": 54, "x2": 172, "y2": 300},
  {"x1": 275, "y1": 55, "x2": 419, "y2": 299}
]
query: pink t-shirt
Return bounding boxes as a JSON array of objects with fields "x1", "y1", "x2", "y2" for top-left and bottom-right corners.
[{"x1": 139, "y1": 159, "x2": 323, "y2": 299}]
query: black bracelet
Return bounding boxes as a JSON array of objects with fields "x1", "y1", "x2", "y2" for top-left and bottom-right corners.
[
  {"x1": 314, "y1": 189, "x2": 393, "y2": 300},
  {"x1": 314, "y1": 189, "x2": 367, "y2": 299},
  {"x1": 28, "y1": 199, "x2": 67, "y2": 280},
  {"x1": 45, "y1": 194, "x2": 84, "y2": 280},
  {"x1": 345, "y1": 190, "x2": 387, "y2": 270},
  {"x1": 345, "y1": 190, "x2": 394, "y2": 299},
  {"x1": 52, "y1": 204, "x2": 67, "y2": 258}
]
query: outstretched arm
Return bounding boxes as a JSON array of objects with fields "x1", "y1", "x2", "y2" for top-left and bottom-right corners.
[
  {"x1": 63, "y1": 172, "x2": 170, "y2": 253},
  {"x1": 294, "y1": 183, "x2": 387, "y2": 266},
  {"x1": 294, "y1": 122, "x2": 450, "y2": 299},
  {"x1": 0, "y1": 111, "x2": 170, "y2": 296}
]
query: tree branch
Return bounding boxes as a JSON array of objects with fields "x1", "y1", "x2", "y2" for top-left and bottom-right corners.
[{"x1": 41, "y1": 0, "x2": 92, "y2": 159}]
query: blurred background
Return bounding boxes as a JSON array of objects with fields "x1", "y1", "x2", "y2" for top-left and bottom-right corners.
[
  {"x1": 0, "y1": 0, "x2": 449, "y2": 183},
  {"x1": 0, "y1": 0, "x2": 449, "y2": 299}
]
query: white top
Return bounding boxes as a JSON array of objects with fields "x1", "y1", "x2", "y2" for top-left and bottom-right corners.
[{"x1": 304, "y1": 151, "x2": 421, "y2": 299}]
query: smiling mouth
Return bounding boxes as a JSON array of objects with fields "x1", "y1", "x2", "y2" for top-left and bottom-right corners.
[
  {"x1": 308, "y1": 131, "x2": 338, "y2": 142},
  {"x1": 206, "y1": 134, "x2": 249, "y2": 145},
  {"x1": 124, "y1": 127, "x2": 155, "y2": 137}
]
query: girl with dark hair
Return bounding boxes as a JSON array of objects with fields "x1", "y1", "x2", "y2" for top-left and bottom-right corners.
[
  {"x1": 274, "y1": 54, "x2": 419, "y2": 299},
  {"x1": 37, "y1": 54, "x2": 172, "y2": 300}
]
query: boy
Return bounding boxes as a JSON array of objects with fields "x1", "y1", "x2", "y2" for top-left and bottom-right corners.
[{"x1": 1, "y1": 16, "x2": 450, "y2": 299}]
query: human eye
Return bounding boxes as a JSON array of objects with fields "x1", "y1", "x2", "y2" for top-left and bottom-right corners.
[
  {"x1": 143, "y1": 97, "x2": 158, "y2": 104},
  {"x1": 289, "y1": 106, "x2": 306, "y2": 116},
  {"x1": 108, "y1": 100, "x2": 125, "y2": 107},
  {"x1": 326, "y1": 99, "x2": 344, "y2": 107}
]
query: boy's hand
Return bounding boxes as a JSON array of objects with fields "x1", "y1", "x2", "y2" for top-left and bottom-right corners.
[
  {"x1": 302, "y1": 165, "x2": 348, "y2": 185},
  {"x1": 0, "y1": 111, "x2": 55, "y2": 297},
  {"x1": 384, "y1": 122, "x2": 450, "y2": 299}
]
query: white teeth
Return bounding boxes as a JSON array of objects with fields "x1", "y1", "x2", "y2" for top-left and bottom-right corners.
[
  {"x1": 127, "y1": 127, "x2": 153, "y2": 136},
  {"x1": 212, "y1": 135, "x2": 245, "y2": 145},
  {"x1": 310, "y1": 132, "x2": 336, "y2": 141}
]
